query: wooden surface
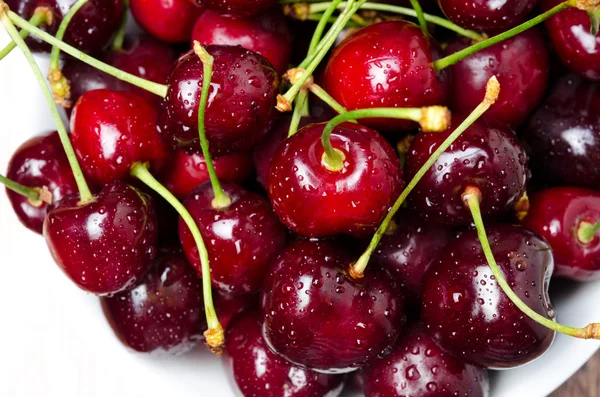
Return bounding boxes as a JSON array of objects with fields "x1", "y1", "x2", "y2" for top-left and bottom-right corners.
[{"x1": 550, "y1": 350, "x2": 600, "y2": 396}]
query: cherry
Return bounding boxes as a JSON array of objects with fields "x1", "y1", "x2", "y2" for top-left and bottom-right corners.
[
  {"x1": 522, "y1": 187, "x2": 600, "y2": 281},
  {"x1": 438, "y1": 0, "x2": 537, "y2": 32},
  {"x1": 213, "y1": 290, "x2": 254, "y2": 330},
  {"x1": 201, "y1": 0, "x2": 277, "y2": 18},
  {"x1": 101, "y1": 247, "x2": 205, "y2": 354},
  {"x1": 191, "y1": 8, "x2": 292, "y2": 74},
  {"x1": 363, "y1": 323, "x2": 489, "y2": 397},
  {"x1": 542, "y1": 0, "x2": 600, "y2": 80},
  {"x1": 179, "y1": 182, "x2": 286, "y2": 295},
  {"x1": 158, "y1": 45, "x2": 279, "y2": 155},
  {"x1": 5, "y1": 131, "x2": 77, "y2": 234},
  {"x1": 446, "y1": 28, "x2": 549, "y2": 128},
  {"x1": 260, "y1": 239, "x2": 405, "y2": 373},
  {"x1": 129, "y1": 0, "x2": 204, "y2": 43},
  {"x1": 268, "y1": 122, "x2": 403, "y2": 238},
  {"x1": 404, "y1": 118, "x2": 527, "y2": 226},
  {"x1": 225, "y1": 310, "x2": 346, "y2": 397},
  {"x1": 321, "y1": 20, "x2": 449, "y2": 133},
  {"x1": 43, "y1": 181, "x2": 158, "y2": 295},
  {"x1": 421, "y1": 224, "x2": 555, "y2": 368},
  {"x1": 70, "y1": 89, "x2": 169, "y2": 186}
]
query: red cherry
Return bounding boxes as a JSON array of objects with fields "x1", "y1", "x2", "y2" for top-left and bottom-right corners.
[
  {"x1": 201, "y1": 0, "x2": 277, "y2": 18},
  {"x1": 213, "y1": 290, "x2": 254, "y2": 330},
  {"x1": 438, "y1": 0, "x2": 537, "y2": 31},
  {"x1": 130, "y1": 0, "x2": 204, "y2": 43}
]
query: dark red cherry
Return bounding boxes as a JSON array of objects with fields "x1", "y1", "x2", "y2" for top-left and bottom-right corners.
[
  {"x1": 5, "y1": 0, "x2": 122, "y2": 53},
  {"x1": 160, "y1": 148, "x2": 253, "y2": 200},
  {"x1": 191, "y1": 8, "x2": 292, "y2": 74},
  {"x1": 268, "y1": 122, "x2": 403, "y2": 237},
  {"x1": 363, "y1": 323, "x2": 489, "y2": 397},
  {"x1": 101, "y1": 247, "x2": 205, "y2": 353},
  {"x1": 179, "y1": 182, "x2": 286, "y2": 295},
  {"x1": 70, "y1": 89, "x2": 169, "y2": 186},
  {"x1": 159, "y1": 45, "x2": 279, "y2": 155},
  {"x1": 214, "y1": 290, "x2": 254, "y2": 330},
  {"x1": 522, "y1": 187, "x2": 600, "y2": 281},
  {"x1": 421, "y1": 224, "x2": 555, "y2": 368},
  {"x1": 521, "y1": 74, "x2": 600, "y2": 189},
  {"x1": 260, "y1": 239, "x2": 405, "y2": 373},
  {"x1": 201, "y1": 0, "x2": 277, "y2": 18},
  {"x1": 5, "y1": 131, "x2": 77, "y2": 234},
  {"x1": 43, "y1": 181, "x2": 158, "y2": 295},
  {"x1": 438, "y1": 0, "x2": 536, "y2": 31},
  {"x1": 321, "y1": 20, "x2": 449, "y2": 132},
  {"x1": 446, "y1": 28, "x2": 549, "y2": 128},
  {"x1": 130, "y1": 0, "x2": 204, "y2": 43},
  {"x1": 225, "y1": 310, "x2": 346, "y2": 397},
  {"x1": 404, "y1": 118, "x2": 527, "y2": 226}
]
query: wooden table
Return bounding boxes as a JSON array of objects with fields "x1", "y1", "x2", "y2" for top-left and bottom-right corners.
[{"x1": 550, "y1": 350, "x2": 600, "y2": 396}]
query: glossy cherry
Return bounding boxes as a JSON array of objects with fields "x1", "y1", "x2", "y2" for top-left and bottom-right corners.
[
  {"x1": 404, "y1": 118, "x2": 528, "y2": 226},
  {"x1": 268, "y1": 122, "x2": 403, "y2": 238},
  {"x1": 201, "y1": 0, "x2": 277, "y2": 18},
  {"x1": 70, "y1": 89, "x2": 168, "y2": 186},
  {"x1": 225, "y1": 310, "x2": 346, "y2": 397},
  {"x1": 129, "y1": 0, "x2": 204, "y2": 43},
  {"x1": 179, "y1": 182, "x2": 286, "y2": 295},
  {"x1": 43, "y1": 181, "x2": 158, "y2": 295},
  {"x1": 101, "y1": 247, "x2": 205, "y2": 354},
  {"x1": 191, "y1": 8, "x2": 292, "y2": 74},
  {"x1": 438, "y1": 0, "x2": 536, "y2": 31},
  {"x1": 260, "y1": 239, "x2": 405, "y2": 373},
  {"x1": 446, "y1": 28, "x2": 549, "y2": 128},
  {"x1": 421, "y1": 224, "x2": 555, "y2": 369},
  {"x1": 5, "y1": 131, "x2": 77, "y2": 234},
  {"x1": 322, "y1": 20, "x2": 449, "y2": 132},
  {"x1": 363, "y1": 323, "x2": 489, "y2": 397},
  {"x1": 213, "y1": 290, "x2": 254, "y2": 330},
  {"x1": 158, "y1": 45, "x2": 279, "y2": 155}
]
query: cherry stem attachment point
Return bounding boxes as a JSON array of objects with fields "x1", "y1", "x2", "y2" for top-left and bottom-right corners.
[
  {"x1": 0, "y1": 7, "x2": 51, "y2": 61},
  {"x1": 0, "y1": 9, "x2": 93, "y2": 204},
  {"x1": 111, "y1": 0, "x2": 129, "y2": 51},
  {"x1": 409, "y1": 0, "x2": 428, "y2": 34},
  {"x1": 0, "y1": 173, "x2": 48, "y2": 204},
  {"x1": 349, "y1": 76, "x2": 500, "y2": 279},
  {"x1": 289, "y1": 88, "x2": 309, "y2": 137},
  {"x1": 307, "y1": 82, "x2": 347, "y2": 115},
  {"x1": 130, "y1": 162, "x2": 225, "y2": 354},
  {"x1": 577, "y1": 220, "x2": 600, "y2": 244}
]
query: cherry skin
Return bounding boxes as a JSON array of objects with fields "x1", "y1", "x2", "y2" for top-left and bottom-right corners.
[
  {"x1": 191, "y1": 8, "x2": 292, "y2": 75},
  {"x1": 438, "y1": 0, "x2": 536, "y2": 32},
  {"x1": 5, "y1": 131, "x2": 77, "y2": 234},
  {"x1": 101, "y1": 247, "x2": 205, "y2": 354},
  {"x1": 363, "y1": 323, "x2": 489, "y2": 397},
  {"x1": 201, "y1": 0, "x2": 277, "y2": 18},
  {"x1": 213, "y1": 290, "x2": 254, "y2": 330},
  {"x1": 404, "y1": 118, "x2": 528, "y2": 226},
  {"x1": 70, "y1": 89, "x2": 169, "y2": 186},
  {"x1": 260, "y1": 239, "x2": 406, "y2": 374},
  {"x1": 159, "y1": 45, "x2": 279, "y2": 155},
  {"x1": 225, "y1": 310, "x2": 346, "y2": 397},
  {"x1": 43, "y1": 181, "x2": 158, "y2": 295},
  {"x1": 522, "y1": 187, "x2": 600, "y2": 281},
  {"x1": 421, "y1": 224, "x2": 555, "y2": 369},
  {"x1": 321, "y1": 20, "x2": 449, "y2": 133},
  {"x1": 179, "y1": 182, "x2": 286, "y2": 295},
  {"x1": 268, "y1": 122, "x2": 403, "y2": 238},
  {"x1": 446, "y1": 28, "x2": 549, "y2": 128},
  {"x1": 129, "y1": 0, "x2": 204, "y2": 43}
]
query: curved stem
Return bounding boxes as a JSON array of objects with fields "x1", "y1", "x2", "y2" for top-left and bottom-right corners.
[
  {"x1": 434, "y1": 1, "x2": 570, "y2": 70},
  {"x1": 7, "y1": 10, "x2": 168, "y2": 98},
  {"x1": 0, "y1": 10, "x2": 93, "y2": 203},
  {"x1": 577, "y1": 220, "x2": 600, "y2": 244},
  {"x1": 289, "y1": 88, "x2": 309, "y2": 137},
  {"x1": 308, "y1": 0, "x2": 343, "y2": 55},
  {"x1": 308, "y1": 83, "x2": 346, "y2": 115},
  {"x1": 349, "y1": 77, "x2": 500, "y2": 279},
  {"x1": 48, "y1": 0, "x2": 87, "y2": 72},
  {"x1": 130, "y1": 162, "x2": 225, "y2": 354},
  {"x1": 0, "y1": 8, "x2": 50, "y2": 61},
  {"x1": 111, "y1": 0, "x2": 129, "y2": 51},
  {"x1": 409, "y1": 0, "x2": 428, "y2": 34},
  {"x1": 0, "y1": 173, "x2": 40, "y2": 201}
]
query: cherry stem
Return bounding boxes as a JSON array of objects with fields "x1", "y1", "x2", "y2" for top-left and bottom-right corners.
[
  {"x1": 6, "y1": 10, "x2": 168, "y2": 98},
  {"x1": 193, "y1": 42, "x2": 231, "y2": 210},
  {"x1": 463, "y1": 186, "x2": 600, "y2": 340},
  {"x1": 0, "y1": 7, "x2": 50, "y2": 61},
  {"x1": 409, "y1": 0, "x2": 428, "y2": 34},
  {"x1": 588, "y1": 8, "x2": 600, "y2": 35},
  {"x1": 111, "y1": 0, "x2": 128, "y2": 51},
  {"x1": 289, "y1": 88, "x2": 309, "y2": 137},
  {"x1": 0, "y1": 173, "x2": 41, "y2": 202},
  {"x1": 577, "y1": 220, "x2": 600, "y2": 244},
  {"x1": 0, "y1": 10, "x2": 93, "y2": 204},
  {"x1": 434, "y1": 1, "x2": 570, "y2": 70},
  {"x1": 349, "y1": 76, "x2": 500, "y2": 279},
  {"x1": 308, "y1": 0, "x2": 343, "y2": 55},
  {"x1": 307, "y1": 82, "x2": 347, "y2": 115},
  {"x1": 129, "y1": 162, "x2": 225, "y2": 354},
  {"x1": 48, "y1": 0, "x2": 87, "y2": 72},
  {"x1": 306, "y1": 12, "x2": 363, "y2": 27}
]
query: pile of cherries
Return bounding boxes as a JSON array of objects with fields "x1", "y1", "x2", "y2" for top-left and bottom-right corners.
[{"x1": 1, "y1": 0, "x2": 600, "y2": 395}]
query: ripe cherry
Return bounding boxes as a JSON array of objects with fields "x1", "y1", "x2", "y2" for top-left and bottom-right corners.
[
  {"x1": 129, "y1": 0, "x2": 204, "y2": 43},
  {"x1": 102, "y1": 247, "x2": 205, "y2": 354},
  {"x1": 213, "y1": 290, "x2": 254, "y2": 330},
  {"x1": 43, "y1": 181, "x2": 158, "y2": 295},
  {"x1": 225, "y1": 310, "x2": 346, "y2": 397},
  {"x1": 5, "y1": 131, "x2": 77, "y2": 234},
  {"x1": 322, "y1": 20, "x2": 449, "y2": 132},
  {"x1": 260, "y1": 239, "x2": 405, "y2": 373},
  {"x1": 421, "y1": 224, "x2": 555, "y2": 368},
  {"x1": 438, "y1": 0, "x2": 537, "y2": 32},
  {"x1": 201, "y1": 0, "x2": 277, "y2": 18}
]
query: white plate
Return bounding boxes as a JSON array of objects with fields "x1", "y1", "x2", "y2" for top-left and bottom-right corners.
[{"x1": 1, "y1": 25, "x2": 600, "y2": 397}]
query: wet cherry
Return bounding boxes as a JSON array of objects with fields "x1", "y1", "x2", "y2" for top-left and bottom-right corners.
[
  {"x1": 213, "y1": 290, "x2": 255, "y2": 330},
  {"x1": 129, "y1": 0, "x2": 204, "y2": 43},
  {"x1": 201, "y1": 0, "x2": 277, "y2": 18},
  {"x1": 438, "y1": 0, "x2": 537, "y2": 32}
]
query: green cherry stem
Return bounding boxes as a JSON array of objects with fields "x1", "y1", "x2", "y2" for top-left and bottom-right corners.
[
  {"x1": 0, "y1": 173, "x2": 47, "y2": 203},
  {"x1": 463, "y1": 185, "x2": 600, "y2": 339},
  {"x1": 0, "y1": 9, "x2": 93, "y2": 203},
  {"x1": 6, "y1": 10, "x2": 168, "y2": 97},
  {"x1": 288, "y1": 88, "x2": 309, "y2": 137},
  {"x1": 0, "y1": 6, "x2": 51, "y2": 61},
  {"x1": 577, "y1": 220, "x2": 600, "y2": 244},
  {"x1": 111, "y1": 0, "x2": 129, "y2": 51},
  {"x1": 409, "y1": 0, "x2": 428, "y2": 34},
  {"x1": 307, "y1": 0, "x2": 343, "y2": 55},
  {"x1": 348, "y1": 76, "x2": 500, "y2": 279},
  {"x1": 307, "y1": 82, "x2": 347, "y2": 115},
  {"x1": 305, "y1": 12, "x2": 363, "y2": 27},
  {"x1": 193, "y1": 42, "x2": 231, "y2": 209},
  {"x1": 130, "y1": 162, "x2": 225, "y2": 354}
]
